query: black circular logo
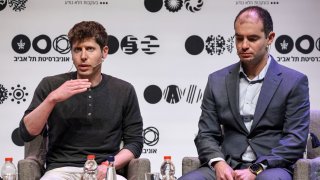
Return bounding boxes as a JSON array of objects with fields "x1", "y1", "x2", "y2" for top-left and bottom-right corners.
[
  {"x1": 144, "y1": 85, "x2": 162, "y2": 104},
  {"x1": 163, "y1": 85, "x2": 184, "y2": 104},
  {"x1": 295, "y1": 35, "x2": 314, "y2": 54},
  {"x1": 12, "y1": 34, "x2": 31, "y2": 54},
  {"x1": 141, "y1": 35, "x2": 160, "y2": 55},
  {"x1": 165, "y1": 0, "x2": 183, "y2": 12},
  {"x1": 121, "y1": 35, "x2": 138, "y2": 55},
  {"x1": 185, "y1": 35, "x2": 204, "y2": 55},
  {"x1": 144, "y1": 0, "x2": 163, "y2": 12},
  {"x1": 12, "y1": 128, "x2": 24, "y2": 146},
  {"x1": 0, "y1": 0, "x2": 7, "y2": 11},
  {"x1": 32, "y1": 34, "x2": 52, "y2": 54},
  {"x1": 275, "y1": 35, "x2": 294, "y2": 54},
  {"x1": 108, "y1": 35, "x2": 119, "y2": 55}
]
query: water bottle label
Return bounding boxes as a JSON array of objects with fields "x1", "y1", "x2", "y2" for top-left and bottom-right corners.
[{"x1": 2, "y1": 174, "x2": 17, "y2": 180}]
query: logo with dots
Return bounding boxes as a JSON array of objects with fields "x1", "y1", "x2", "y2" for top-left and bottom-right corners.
[
  {"x1": 0, "y1": 0, "x2": 28, "y2": 12},
  {"x1": 185, "y1": 35, "x2": 235, "y2": 55},
  {"x1": 144, "y1": 0, "x2": 203, "y2": 13},
  {"x1": 144, "y1": 84, "x2": 203, "y2": 104},
  {"x1": 0, "y1": 83, "x2": 29, "y2": 104}
]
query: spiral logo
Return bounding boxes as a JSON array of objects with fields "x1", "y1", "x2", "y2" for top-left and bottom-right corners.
[
  {"x1": 144, "y1": 127, "x2": 159, "y2": 146},
  {"x1": 185, "y1": 0, "x2": 203, "y2": 12},
  {"x1": 164, "y1": 0, "x2": 183, "y2": 12}
]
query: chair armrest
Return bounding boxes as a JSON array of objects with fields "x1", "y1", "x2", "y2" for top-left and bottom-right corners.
[
  {"x1": 293, "y1": 157, "x2": 320, "y2": 180},
  {"x1": 18, "y1": 158, "x2": 44, "y2": 180},
  {"x1": 182, "y1": 157, "x2": 201, "y2": 175},
  {"x1": 126, "y1": 158, "x2": 151, "y2": 180}
]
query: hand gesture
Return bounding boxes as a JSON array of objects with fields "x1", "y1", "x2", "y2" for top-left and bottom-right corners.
[
  {"x1": 48, "y1": 79, "x2": 91, "y2": 103},
  {"x1": 213, "y1": 161, "x2": 235, "y2": 180},
  {"x1": 233, "y1": 169, "x2": 256, "y2": 180},
  {"x1": 97, "y1": 162, "x2": 108, "y2": 180}
]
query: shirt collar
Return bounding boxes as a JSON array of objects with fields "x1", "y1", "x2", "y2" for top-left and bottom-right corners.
[{"x1": 239, "y1": 55, "x2": 271, "y2": 83}]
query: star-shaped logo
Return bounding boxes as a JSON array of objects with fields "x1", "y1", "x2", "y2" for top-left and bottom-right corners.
[
  {"x1": 17, "y1": 39, "x2": 25, "y2": 49},
  {"x1": 280, "y1": 40, "x2": 288, "y2": 50}
]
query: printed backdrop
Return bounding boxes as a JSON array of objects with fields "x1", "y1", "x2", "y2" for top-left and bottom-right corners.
[{"x1": 0, "y1": 0, "x2": 319, "y2": 177}]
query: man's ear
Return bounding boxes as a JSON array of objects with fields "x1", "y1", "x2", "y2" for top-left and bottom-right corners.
[{"x1": 267, "y1": 31, "x2": 275, "y2": 45}]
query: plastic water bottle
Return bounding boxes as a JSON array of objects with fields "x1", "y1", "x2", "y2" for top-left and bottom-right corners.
[
  {"x1": 105, "y1": 155, "x2": 117, "y2": 180},
  {"x1": 1, "y1": 157, "x2": 17, "y2": 180},
  {"x1": 83, "y1": 154, "x2": 98, "y2": 180},
  {"x1": 160, "y1": 156, "x2": 176, "y2": 180}
]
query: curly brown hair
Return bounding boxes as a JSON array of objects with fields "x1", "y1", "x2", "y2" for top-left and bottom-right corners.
[{"x1": 68, "y1": 21, "x2": 108, "y2": 50}]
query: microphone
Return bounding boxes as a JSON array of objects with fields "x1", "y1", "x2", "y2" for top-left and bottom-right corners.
[{"x1": 92, "y1": 58, "x2": 104, "y2": 68}]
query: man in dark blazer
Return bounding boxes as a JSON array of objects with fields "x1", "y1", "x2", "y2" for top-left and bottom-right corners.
[{"x1": 179, "y1": 6, "x2": 310, "y2": 180}]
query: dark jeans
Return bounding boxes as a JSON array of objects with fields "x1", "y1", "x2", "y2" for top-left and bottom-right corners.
[{"x1": 178, "y1": 166, "x2": 292, "y2": 180}]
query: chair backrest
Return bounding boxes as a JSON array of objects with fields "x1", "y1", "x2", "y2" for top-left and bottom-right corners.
[
  {"x1": 307, "y1": 109, "x2": 320, "y2": 159},
  {"x1": 24, "y1": 133, "x2": 47, "y2": 167}
]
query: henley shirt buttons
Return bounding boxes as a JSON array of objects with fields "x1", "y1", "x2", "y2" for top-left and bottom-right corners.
[
  {"x1": 88, "y1": 113, "x2": 92, "y2": 116},
  {"x1": 88, "y1": 95, "x2": 92, "y2": 99}
]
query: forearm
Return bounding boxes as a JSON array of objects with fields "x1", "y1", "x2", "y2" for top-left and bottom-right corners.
[
  {"x1": 114, "y1": 149, "x2": 135, "y2": 170},
  {"x1": 23, "y1": 94, "x2": 57, "y2": 136}
]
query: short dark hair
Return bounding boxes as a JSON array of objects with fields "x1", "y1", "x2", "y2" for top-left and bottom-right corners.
[
  {"x1": 234, "y1": 6, "x2": 273, "y2": 38},
  {"x1": 68, "y1": 21, "x2": 108, "y2": 49}
]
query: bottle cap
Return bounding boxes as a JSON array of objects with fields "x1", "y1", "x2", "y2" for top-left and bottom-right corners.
[
  {"x1": 164, "y1": 156, "x2": 171, "y2": 160},
  {"x1": 107, "y1": 155, "x2": 115, "y2": 162},
  {"x1": 5, "y1": 157, "x2": 13, "y2": 162},
  {"x1": 87, "y1": 155, "x2": 95, "y2": 160}
]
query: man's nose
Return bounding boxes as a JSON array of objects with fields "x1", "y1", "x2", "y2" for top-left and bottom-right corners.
[
  {"x1": 241, "y1": 39, "x2": 249, "y2": 49},
  {"x1": 80, "y1": 49, "x2": 87, "y2": 60}
]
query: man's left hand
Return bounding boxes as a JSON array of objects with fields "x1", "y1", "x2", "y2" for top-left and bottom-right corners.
[
  {"x1": 233, "y1": 169, "x2": 256, "y2": 180},
  {"x1": 97, "y1": 162, "x2": 109, "y2": 180}
]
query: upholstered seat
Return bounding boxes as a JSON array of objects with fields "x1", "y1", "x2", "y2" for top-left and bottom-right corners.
[
  {"x1": 182, "y1": 109, "x2": 320, "y2": 180},
  {"x1": 18, "y1": 135, "x2": 150, "y2": 180}
]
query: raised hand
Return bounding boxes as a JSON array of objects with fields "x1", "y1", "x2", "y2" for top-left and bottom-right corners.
[{"x1": 48, "y1": 79, "x2": 92, "y2": 103}]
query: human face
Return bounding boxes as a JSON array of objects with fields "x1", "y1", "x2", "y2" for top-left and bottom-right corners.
[
  {"x1": 235, "y1": 11, "x2": 274, "y2": 66},
  {"x1": 71, "y1": 38, "x2": 108, "y2": 79}
]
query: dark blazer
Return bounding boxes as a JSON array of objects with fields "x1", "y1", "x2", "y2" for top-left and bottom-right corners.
[{"x1": 195, "y1": 57, "x2": 310, "y2": 172}]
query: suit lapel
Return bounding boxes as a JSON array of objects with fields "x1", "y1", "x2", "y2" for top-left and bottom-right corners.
[
  {"x1": 251, "y1": 58, "x2": 282, "y2": 131},
  {"x1": 226, "y1": 63, "x2": 249, "y2": 134}
]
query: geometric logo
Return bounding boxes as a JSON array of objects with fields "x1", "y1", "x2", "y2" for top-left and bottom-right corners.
[
  {"x1": 144, "y1": 126, "x2": 159, "y2": 146},
  {"x1": 144, "y1": 84, "x2": 202, "y2": 104},
  {"x1": 9, "y1": 84, "x2": 29, "y2": 104}
]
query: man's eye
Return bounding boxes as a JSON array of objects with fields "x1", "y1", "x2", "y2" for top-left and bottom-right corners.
[
  {"x1": 87, "y1": 47, "x2": 95, "y2": 52},
  {"x1": 248, "y1": 37, "x2": 259, "y2": 42},
  {"x1": 236, "y1": 37, "x2": 243, "y2": 41},
  {"x1": 73, "y1": 48, "x2": 81, "y2": 53}
]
